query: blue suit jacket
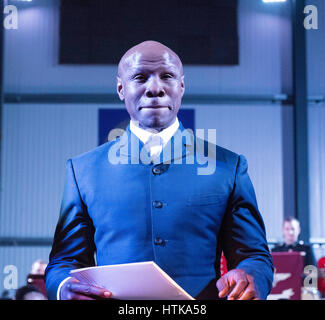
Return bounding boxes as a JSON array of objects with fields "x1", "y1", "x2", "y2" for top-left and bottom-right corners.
[{"x1": 45, "y1": 122, "x2": 273, "y2": 300}]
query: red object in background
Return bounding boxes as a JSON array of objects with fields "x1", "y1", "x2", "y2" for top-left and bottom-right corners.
[
  {"x1": 317, "y1": 257, "x2": 325, "y2": 298},
  {"x1": 27, "y1": 274, "x2": 47, "y2": 297},
  {"x1": 270, "y1": 252, "x2": 304, "y2": 300},
  {"x1": 317, "y1": 257, "x2": 325, "y2": 268},
  {"x1": 220, "y1": 252, "x2": 228, "y2": 276}
]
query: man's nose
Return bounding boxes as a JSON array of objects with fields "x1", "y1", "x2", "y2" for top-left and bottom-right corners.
[{"x1": 145, "y1": 77, "x2": 165, "y2": 98}]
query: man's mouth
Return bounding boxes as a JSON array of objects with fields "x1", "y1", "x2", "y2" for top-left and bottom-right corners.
[{"x1": 139, "y1": 105, "x2": 172, "y2": 110}]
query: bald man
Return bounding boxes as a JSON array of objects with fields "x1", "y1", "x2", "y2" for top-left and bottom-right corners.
[{"x1": 45, "y1": 41, "x2": 274, "y2": 300}]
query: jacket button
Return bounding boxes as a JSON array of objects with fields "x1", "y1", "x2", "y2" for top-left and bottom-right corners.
[
  {"x1": 152, "y1": 167, "x2": 161, "y2": 175},
  {"x1": 154, "y1": 237, "x2": 165, "y2": 246},
  {"x1": 152, "y1": 201, "x2": 163, "y2": 208}
]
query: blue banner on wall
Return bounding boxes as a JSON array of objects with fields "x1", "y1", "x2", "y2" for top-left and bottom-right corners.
[{"x1": 98, "y1": 109, "x2": 195, "y2": 146}]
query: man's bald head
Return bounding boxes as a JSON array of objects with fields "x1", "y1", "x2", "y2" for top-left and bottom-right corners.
[
  {"x1": 116, "y1": 40, "x2": 185, "y2": 131},
  {"x1": 118, "y1": 40, "x2": 183, "y2": 78}
]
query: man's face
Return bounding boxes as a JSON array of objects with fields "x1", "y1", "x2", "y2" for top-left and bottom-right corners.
[
  {"x1": 117, "y1": 49, "x2": 185, "y2": 131},
  {"x1": 283, "y1": 220, "x2": 301, "y2": 245}
]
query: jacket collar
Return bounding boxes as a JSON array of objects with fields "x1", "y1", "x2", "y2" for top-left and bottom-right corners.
[{"x1": 117, "y1": 120, "x2": 194, "y2": 164}]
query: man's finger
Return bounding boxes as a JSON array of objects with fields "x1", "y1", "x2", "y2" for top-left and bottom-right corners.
[
  {"x1": 216, "y1": 277, "x2": 227, "y2": 298},
  {"x1": 71, "y1": 293, "x2": 95, "y2": 300},
  {"x1": 68, "y1": 282, "x2": 112, "y2": 298},
  {"x1": 239, "y1": 275, "x2": 260, "y2": 300},
  {"x1": 237, "y1": 286, "x2": 256, "y2": 300},
  {"x1": 217, "y1": 277, "x2": 235, "y2": 298},
  {"x1": 227, "y1": 279, "x2": 248, "y2": 300}
]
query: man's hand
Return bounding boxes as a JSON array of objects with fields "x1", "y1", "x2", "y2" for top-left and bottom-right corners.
[
  {"x1": 216, "y1": 269, "x2": 260, "y2": 300},
  {"x1": 60, "y1": 277, "x2": 112, "y2": 300}
]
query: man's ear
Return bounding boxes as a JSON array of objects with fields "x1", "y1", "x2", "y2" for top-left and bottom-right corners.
[
  {"x1": 117, "y1": 76, "x2": 124, "y2": 101},
  {"x1": 180, "y1": 75, "x2": 185, "y2": 97}
]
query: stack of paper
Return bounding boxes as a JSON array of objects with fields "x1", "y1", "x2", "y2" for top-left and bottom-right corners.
[{"x1": 70, "y1": 261, "x2": 194, "y2": 300}]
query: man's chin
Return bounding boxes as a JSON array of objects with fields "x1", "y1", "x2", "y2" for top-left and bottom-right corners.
[{"x1": 139, "y1": 117, "x2": 174, "y2": 131}]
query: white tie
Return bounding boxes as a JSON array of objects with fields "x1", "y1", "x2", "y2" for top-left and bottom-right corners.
[{"x1": 144, "y1": 135, "x2": 163, "y2": 160}]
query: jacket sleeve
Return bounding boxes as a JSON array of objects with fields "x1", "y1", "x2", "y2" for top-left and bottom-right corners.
[
  {"x1": 218, "y1": 155, "x2": 274, "y2": 299},
  {"x1": 45, "y1": 159, "x2": 96, "y2": 300}
]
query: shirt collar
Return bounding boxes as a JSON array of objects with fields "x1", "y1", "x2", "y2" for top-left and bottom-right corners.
[{"x1": 129, "y1": 117, "x2": 179, "y2": 146}]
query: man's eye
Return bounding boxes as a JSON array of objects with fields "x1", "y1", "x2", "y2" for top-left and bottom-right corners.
[
  {"x1": 133, "y1": 74, "x2": 146, "y2": 82},
  {"x1": 161, "y1": 73, "x2": 173, "y2": 80}
]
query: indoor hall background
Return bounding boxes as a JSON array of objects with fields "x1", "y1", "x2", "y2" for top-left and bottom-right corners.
[{"x1": 0, "y1": 0, "x2": 324, "y2": 295}]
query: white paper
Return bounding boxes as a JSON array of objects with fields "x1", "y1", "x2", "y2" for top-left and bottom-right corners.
[{"x1": 70, "y1": 261, "x2": 194, "y2": 300}]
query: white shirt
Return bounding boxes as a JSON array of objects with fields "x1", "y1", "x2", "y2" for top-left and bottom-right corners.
[
  {"x1": 130, "y1": 117, "x2": 179, "y2": 159},
  {"x1": 56, "y1": 117, "x2": 180, "y2": 299}
]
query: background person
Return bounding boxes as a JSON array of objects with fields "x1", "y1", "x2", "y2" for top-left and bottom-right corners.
[{"x1": 272, "y1": 217, "x2": 316, "y2": 267}]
